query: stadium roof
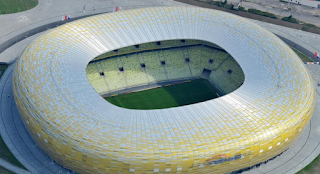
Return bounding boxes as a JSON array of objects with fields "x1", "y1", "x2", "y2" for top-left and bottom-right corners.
[{"x1": 12, "y1": 6, "x2": 315, "y2": 173}]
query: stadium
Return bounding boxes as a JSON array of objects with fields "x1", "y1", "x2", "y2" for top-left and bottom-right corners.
[{"x1": 11, "y1": 6, "x2": 315, "y2": 174}]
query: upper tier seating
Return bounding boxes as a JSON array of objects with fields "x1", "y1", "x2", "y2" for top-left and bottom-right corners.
[
  {"x1": 163, "y1": 49, "x2": 191, "y2": 80},
  {"x1": 86, "y1": 40, "x2": 244, "y2": 95},
  {"x1": 142, "y1": 51, "x2": 167, "y2": 82},
  {"x1": 121, "y1": 54, "x2": 149, "y2": 87}
]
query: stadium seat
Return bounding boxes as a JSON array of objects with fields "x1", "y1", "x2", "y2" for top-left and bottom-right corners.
[{"x1": 86, "y1": 40, "x2": 244, "y2": 95}]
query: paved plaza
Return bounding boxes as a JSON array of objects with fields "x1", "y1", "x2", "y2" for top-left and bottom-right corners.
[{"x1": 241, "y1": 0, "x2": 320, "y2": 27}]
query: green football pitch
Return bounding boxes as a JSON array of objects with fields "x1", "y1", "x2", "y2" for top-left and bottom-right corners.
[{"x1": 105, "y1": 79, "x2": 220, "y2": 109}]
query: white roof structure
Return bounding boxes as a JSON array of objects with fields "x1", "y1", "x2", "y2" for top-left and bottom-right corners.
[{"x1": 12, "y1": 7, "x2": 315, "y2": 174}]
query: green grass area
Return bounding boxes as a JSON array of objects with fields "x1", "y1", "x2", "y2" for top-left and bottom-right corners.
[
  {"x1": 0, "y1": 64, "x2": 8, "y2": 79},
  {"x1": 0, "y1": 65, "x2": 26, "y2": 170},
  {"x1": 279, "y1": 0, "x2": 288, "y2": 3},
  {"x1": 0, "y1": 0, "x2": 38, "y2": 14},
  {"x1": 297, "y1": 154, "x2": 320, "y2": 174},
  {"x1": 0, "y1": 136, "x2": 26, "y2": 169},
  {"x1": 290, "y1": 47, "x2": 314, "y2": 62},
  {"x1": 282, "y1": 15, "x2": 299, "y2": 24},
  {"x1": 0, "y1": 166, "x2": 14, "y2": 174},
  {"x1": 248, "y1": 8, "x2": 277, "y2": 19},
  {"x1": 105, "y1": 79, "x2": 219, "y2": 110}
]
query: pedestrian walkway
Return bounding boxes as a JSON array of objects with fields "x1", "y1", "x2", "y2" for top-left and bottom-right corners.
[
  {"x1": 0, "y1": 0, "x2": 188, "y2": 63},
  {"x1": 251, "y1": 19, "x2": 320, "y2": 61},
  {"x1": 241, "y1": 1, "x2": 320, "y2": 27},
  {"x1": 0, "y1": 158, "x2": 29, "y2": 174},
  {"x1": 0, "y1": 0, "x2": 186, "y2": 44},
  {"x1": 0, "y1": 64, "x2": 73, "y2": 174},
  {"x1": 243, "y1": 64, "x2": 320, "y2": 174}
]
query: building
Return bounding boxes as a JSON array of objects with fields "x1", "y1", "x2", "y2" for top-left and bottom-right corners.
[{"x1": 12, "y1": 7, "x2": 315, "y2": 174}]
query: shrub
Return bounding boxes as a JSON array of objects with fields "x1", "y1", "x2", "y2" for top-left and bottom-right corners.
[
  {"x1": 281, "y1": 15, "x2": 299, "y2": 23},
  {"x1": 224, "y1": 4, "x2": 234, "y2": 10},
  {"x1": 302, "y1": 23, "x2": 320, "y2": 32},
  {"x1": 238, "y1": 6, "x2": 246, "y2": 11},
  {"x1": 248, "y1": 9, "x2": 277, "y2": 19}
]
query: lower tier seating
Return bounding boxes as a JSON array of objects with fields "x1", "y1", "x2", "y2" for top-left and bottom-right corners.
[{"x1": 86, "y1": 42, "x2": 244, "y2": 95}]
